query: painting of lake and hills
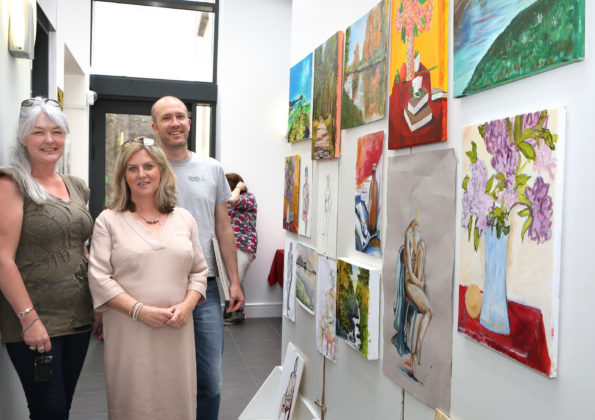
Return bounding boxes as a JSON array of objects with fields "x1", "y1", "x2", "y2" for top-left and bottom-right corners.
[
  {"x1": 341, "y1": 0, "x2": 389, "y2": 129},
  {"x1": 454, "y1": 0, "x2": 585, "y2": 97},
  {"x1": 295, "y1": 243, "x2": 318, "y2": 315}
]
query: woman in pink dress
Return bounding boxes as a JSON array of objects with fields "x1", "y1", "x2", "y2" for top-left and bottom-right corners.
[{"x1": 89, "y1": 138, "x2": 208, "y2": 419}]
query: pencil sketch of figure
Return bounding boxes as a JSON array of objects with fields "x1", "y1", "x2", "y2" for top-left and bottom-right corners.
[
  {"x1": 301, "y1": 165, "x2": 310, "y2": 234},
  {"x1": 278, "y1": 357, "x2": 298, "y2": 420},
  {"x1": 322, "y1": 173, "x2": 332, "y2": 249},
  {"x1": 285, "y1": 242, "x2": 294, "y2": 318}
]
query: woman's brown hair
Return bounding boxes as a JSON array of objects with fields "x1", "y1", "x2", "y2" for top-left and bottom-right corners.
[{"x1": 225, "y1": 172, "x2": 245, "y2": 192}]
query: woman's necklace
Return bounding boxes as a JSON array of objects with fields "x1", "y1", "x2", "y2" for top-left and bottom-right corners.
[{"x1": 136, "y1": 210, "x2": 161, "y2": 224}]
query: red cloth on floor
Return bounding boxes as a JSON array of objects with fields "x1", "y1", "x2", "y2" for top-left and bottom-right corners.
[
  {"x1": 267, "y1": 249, "x2": 284, "y2": 287},
  {"x1": 458, "y1": 285, "x2": 552, "y2": 376}
]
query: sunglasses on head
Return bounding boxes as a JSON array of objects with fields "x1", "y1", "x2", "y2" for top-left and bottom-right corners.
[
  {"x1": 21, "y1": 98, "x2": 62, "y2": 110},
  {"x1": 121, "y1": 137, "x2": 156, "y2": 148}
]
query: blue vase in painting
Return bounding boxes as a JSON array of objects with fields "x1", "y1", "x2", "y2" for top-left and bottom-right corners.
[{"x1": 479, "y1": 228, "x2": 510, "y2": 335}]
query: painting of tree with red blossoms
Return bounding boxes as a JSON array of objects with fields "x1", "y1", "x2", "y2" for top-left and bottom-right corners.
[
  {"x1": 388, "y1": 0, "x2": 448, "y2": 149},
  {"x1": 458, "y1": 108, "x2": 566, "y2": 377}
]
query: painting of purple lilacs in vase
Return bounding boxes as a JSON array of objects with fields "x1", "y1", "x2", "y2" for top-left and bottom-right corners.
[{"x1": 458, "y1": 108, "x2": 566, "y2": 377}]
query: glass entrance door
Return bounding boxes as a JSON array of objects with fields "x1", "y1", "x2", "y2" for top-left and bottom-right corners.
[
  {"x1": 104, "y1": 112, "x2": 157, "y2": 205},
  {"x1": 90, "y1": 100, "x2": 154, "y2": 218}
]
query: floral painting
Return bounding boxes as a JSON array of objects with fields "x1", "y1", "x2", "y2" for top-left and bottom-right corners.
[
  {"x1": 313, "y1": 31, "x2": 344, "y2": 160},
  {"x1": 336, "y1": 258, "x2": 380, "y2": 360},
  {"x1": 458, "y1": 108, "x2": 566, "y2": 377},
  {"x1": 283, "y1": 155, "x2": 300, "y2": 233},
  {"x1": 355, "y1": 131, "x2": 384, "y2": 257},
  {"x1": 295, "y1": 243, "x2": 317, "y2": 315},
  {"x1": 342, "y1": 0, "x2": 389, "y2": 129},
  {"x1": 288, "y1": 53, "x2": 313, "y2": 142},
  {"x1": 388, "y1": 0, "x2": 448, "y2": 149},
  {"x1": 454, "y1": 0, "x2": 585, "y2": 97}
]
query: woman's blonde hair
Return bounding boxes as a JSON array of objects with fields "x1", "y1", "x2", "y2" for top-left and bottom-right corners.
[{"x1": 109, "y1": 139, "x2": 177, "y2": 213}]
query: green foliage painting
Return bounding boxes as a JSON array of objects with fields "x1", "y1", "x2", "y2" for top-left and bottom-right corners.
[{"x1": 336, "y1": 259, "x2": 380, "y2": 360}]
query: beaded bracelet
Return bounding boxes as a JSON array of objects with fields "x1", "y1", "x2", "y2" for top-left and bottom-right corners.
[
  {"x1": 21, "y1": 316, "x2": 40, "y2": 336},
  {"x1": 17, "y1": 307, "x2": 34, "y2": 320},
  {"x1": 132, "y1": 302, "x2": 144, "y2": 321}
]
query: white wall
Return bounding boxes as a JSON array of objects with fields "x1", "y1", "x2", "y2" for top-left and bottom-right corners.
[
  {"x1": 60, "y1": 0, "x2": 92, "y2": 182},
  {"x1": 217, "y1": 0, "x2": 292, "y2": 316},
  {"x1": 284, "y1": 0, "x2": 595, "y2": 419},
  {"x1": 0, "y1": 1, "x2": 31, "y2": 165}
]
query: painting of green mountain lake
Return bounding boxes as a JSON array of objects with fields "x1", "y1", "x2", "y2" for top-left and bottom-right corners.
[
  {"x1": 341, "y1": 0, "x2": 389, "y2": 129},
  {"x1": 454, "y1": 0, "x2": 584, "y2": 97}
]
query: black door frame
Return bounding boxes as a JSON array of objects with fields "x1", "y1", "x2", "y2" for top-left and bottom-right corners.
[
  {"x1": 31, "y1": 4, "x2": 54, "y2": 98},
  {"x1": 89, "y1": 75, "x2": 217, "y2": 218}
]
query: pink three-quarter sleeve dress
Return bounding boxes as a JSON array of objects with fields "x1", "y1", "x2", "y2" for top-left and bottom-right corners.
[{"x1": 88, "y1": 207, "x2": 208, "y2": 420}]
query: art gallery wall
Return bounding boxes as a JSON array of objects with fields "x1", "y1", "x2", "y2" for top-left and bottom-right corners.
[
  {"x1": 217, "y1": 0, "x2": 292, "y2": 316},
  {"x1": 284, "y1": 0, "x2": 595, "y2": 419}
]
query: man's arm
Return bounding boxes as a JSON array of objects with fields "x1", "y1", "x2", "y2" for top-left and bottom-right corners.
[{"x1": 215, "y1": 202, "x2": 245, "y2": 312}]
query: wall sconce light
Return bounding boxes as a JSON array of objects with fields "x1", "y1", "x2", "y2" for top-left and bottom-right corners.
[{"x1": 8, "y1": 0, "x2": 36, "y2": 59}]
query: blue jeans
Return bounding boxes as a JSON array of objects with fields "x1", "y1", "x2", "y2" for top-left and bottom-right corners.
[
  {"x1": 194, "y1": 278, "x2": 224, "y2": 420},
  {"x1": 6, "y1": 331, "x2": 91, "y2": 420}
]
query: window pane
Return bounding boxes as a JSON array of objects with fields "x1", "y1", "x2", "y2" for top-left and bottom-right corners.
[
  {"x1": 92, "y1": 3, "x2": 214, "y2": 82},
  {"x1": 193, "y1": 104, "x2": 211, "y2": 156}
]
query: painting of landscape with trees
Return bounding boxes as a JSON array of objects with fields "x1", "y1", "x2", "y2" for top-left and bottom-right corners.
[
  {"x1": 336, "y1": 258, "x2": 380, "y2": 360},
  {"x1": 313, "y1": 31, "x2": 344, "y2": 160},
  {"x1": 288, "y1": 53, "x2": 313, "y2": 142}
]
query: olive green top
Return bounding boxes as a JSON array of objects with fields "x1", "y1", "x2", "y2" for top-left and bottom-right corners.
[{"x1": 0, "y1": 167, "x2": 94, "y2": 343}]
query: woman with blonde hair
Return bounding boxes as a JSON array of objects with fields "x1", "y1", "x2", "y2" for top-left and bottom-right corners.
[
  {"x1": 0, "y1": 97, "x2": 96, "y2": 419},
  {"x1": 88, "y1": 137, "x2": 208, "y2": 419}
]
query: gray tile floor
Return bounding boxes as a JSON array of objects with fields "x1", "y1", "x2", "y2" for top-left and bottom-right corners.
[{"x1": 70, "y1": 317, "x2": 282, "y2": 420}]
